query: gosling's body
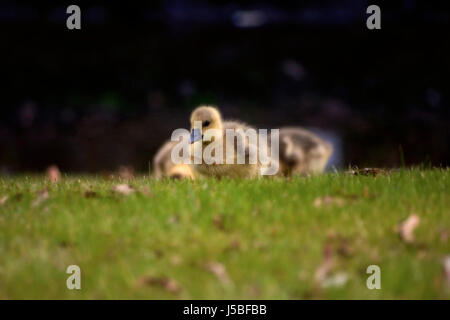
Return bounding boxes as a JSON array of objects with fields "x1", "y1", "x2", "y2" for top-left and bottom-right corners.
[
  {"x1": 153, "y1": 138, "x2": 194, "y2": 179},
  {"x1": 189, "y1": 106, "x2": 265, "y2": 179},
  {"x1": 279, "y1": 127, "x2": 333, "y2": 176},
  {"x1": 192, "y1": 120, "x2": 261, "y2": 179}
]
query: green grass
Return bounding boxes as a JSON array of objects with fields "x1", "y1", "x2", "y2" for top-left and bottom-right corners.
[{"x1": 0, "y1": 169, "x2": 449, "y2": 299}]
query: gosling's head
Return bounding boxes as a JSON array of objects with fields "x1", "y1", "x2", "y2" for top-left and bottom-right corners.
[{"x1": 189, "y1": 106, "x2": 222, "y2": 145}]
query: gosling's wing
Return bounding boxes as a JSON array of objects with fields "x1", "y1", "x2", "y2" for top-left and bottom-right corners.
[
  {"x1": 221, "y1": 120, "x2": 254, "y2": 164},
  {"x1": 222, "y1": 120, "x2": 253, "y2": 131},
  {"x1": 280, "y1": 127, "x2": 333, "y2": 156}
]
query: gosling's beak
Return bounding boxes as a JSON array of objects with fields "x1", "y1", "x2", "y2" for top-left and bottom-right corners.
[{"x1": 190, "y1": 129, "x2": 202, "y2": 144}]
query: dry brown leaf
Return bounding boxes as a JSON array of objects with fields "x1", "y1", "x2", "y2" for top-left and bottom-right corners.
[
  {"x1": 46, "y1": 165, "x2": 61, "y2": 183},
  {"x1": 136, "y1": 276, "x2": 181, "y2": 294},
  {"x1": 32, "y1": 188, "x2": 49, "y2": 207},
  {"x1": 398, "y1": 214, "x2": 420, "y2": 243},
  {"x1": 314, "y1": 196, "x2": 345, "y2": 208},
  {"x1": 0, "y1": 195, "x2": 8, "y2": 206},
  {"x1": 205, "y1": 262, "x2": 231, "y2": 286},
  {"x1": 111, "y1": 184, "x2": 134, "y2": 195},
  {"x1": 314, "y1": 240, "x2": 350, "y2": 288},
  {"x1": 314, "y1": 245, "x2": 334, "y2": 284}
]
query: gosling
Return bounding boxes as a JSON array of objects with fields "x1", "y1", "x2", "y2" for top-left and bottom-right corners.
[
  {"x1": 188, "y1": 106, "x2": 271, "y2": 179},
  {"x1": 279, "y1": 127, "x2": 333, "y2": 176}
]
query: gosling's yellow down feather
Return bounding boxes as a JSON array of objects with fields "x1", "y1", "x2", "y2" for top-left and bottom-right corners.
[{"x1": 189, "y1": 106, "x2": 270, "y2": 179}]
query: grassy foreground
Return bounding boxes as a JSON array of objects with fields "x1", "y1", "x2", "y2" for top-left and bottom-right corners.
[{"x1": 0, "y1": 169, "x2": 449, "y2": 299}]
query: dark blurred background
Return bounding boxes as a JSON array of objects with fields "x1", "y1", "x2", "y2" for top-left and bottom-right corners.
[{"x1": 0, "y1": 0, "x2": 449, "y2": 173}]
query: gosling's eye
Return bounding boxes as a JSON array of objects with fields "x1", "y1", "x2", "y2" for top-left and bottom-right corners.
[{"x1": 203, "y1": 121, "x2": 210, "y2": 127}]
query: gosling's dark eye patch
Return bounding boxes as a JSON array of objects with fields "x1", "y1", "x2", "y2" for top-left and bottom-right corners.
[{"x1": 203, "y1": 121, "x2": 210, "y2": 127}]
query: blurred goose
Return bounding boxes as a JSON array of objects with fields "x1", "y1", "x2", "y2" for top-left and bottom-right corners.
[
  {"x1": 189, "y1": 106, "x2": 271, "y2": 178},
  {"x1": 279, "y1": 127, "x2": 333, "y2": 176},
  {"x1": 153, "y1": 138, "x2": 194, "y2": 179}
]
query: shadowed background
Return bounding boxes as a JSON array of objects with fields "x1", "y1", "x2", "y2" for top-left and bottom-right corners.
[{"x1": 0, "y1": 0, "x2": 449, "y2": 173}]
